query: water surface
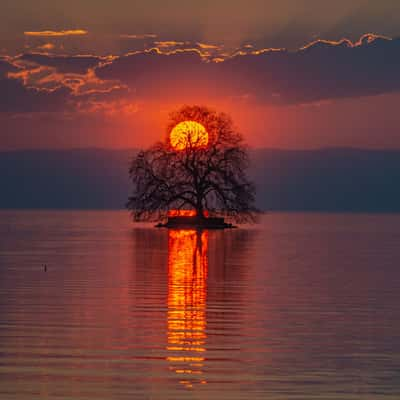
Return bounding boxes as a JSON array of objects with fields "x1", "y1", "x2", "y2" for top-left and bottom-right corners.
[{"x1": 0, "y1": 211, "x2": 400, "y2": 399}]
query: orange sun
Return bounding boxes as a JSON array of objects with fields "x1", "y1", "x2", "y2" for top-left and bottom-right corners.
[{"x1": 170, "y1": 121, "x2": 209, "y2": 150}]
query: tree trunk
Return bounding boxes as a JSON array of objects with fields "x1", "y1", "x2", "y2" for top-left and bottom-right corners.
[{"x1": 196, "y1": 200, "x2": 205, "y2": 219}]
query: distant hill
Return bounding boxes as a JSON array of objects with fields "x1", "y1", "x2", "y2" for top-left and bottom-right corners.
[
  {"x1": 251, "y1": 148, "x2": 400, "y2": 212},
  {"x1": 0, "y1": 148, "x2": 133, "y2": 209},
  {"x1": 1, "y1": 148, "x2": 400, "y2": 211}
]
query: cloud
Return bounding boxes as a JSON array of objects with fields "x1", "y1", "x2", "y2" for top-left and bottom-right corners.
[
  {"x1": 154, "y1": 41, "x2": 186, "y2": 48},
  {"x1": 36, "y1": 43, "x2": 56, "y2": 51},
  {"x1": 0, "y1": 77, "x2": 71, "y2": 113},
  {"x1": 96, "y1": 33, "x2": 400, "y2": 105},
  {"x1": 2, "y1": 33, "x2": 400, "y2": 114},
  {"x1": 16, "y1": 53, "x2": 106, "y2": 74},
  {"x1": 24, "y1": 30, "x2": 88, "y2": 37},
  {"x1": 8, "y1": 62, "x2": 125, "y2": 97},
  {"x1": 1, "y1": 53, "x2": 125, "y2": 113},
  {"x1": 77, "y1": 98, "x2": 140, "y2": 116},
  {"x1": 0, "y1": 57, "x2": 19, "y2": 78},
  {"x1": 197, "y1": 42, "x2": 221, "y2": 50},
  {"x1": 300, "y1": 33, "x2": 391, "y2": 50}
]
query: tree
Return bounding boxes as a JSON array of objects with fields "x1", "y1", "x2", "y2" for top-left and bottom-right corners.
[{"x1": 127, "y1": 105, "x2": 258, "y2": 222}]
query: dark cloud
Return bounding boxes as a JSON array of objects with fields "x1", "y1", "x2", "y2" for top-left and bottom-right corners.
[
  {"x1": 1, "y1": 34, "x2": 400, "y2": 114},
  {"x1": 0, "y1": 78, "x2": 71, "y2": 112},
  {"x1": 0, "y1": 57, "x2": 19, "y2": 78},
  {"x1": 17, "y1": 53, "x2": 104, "y2": 74},
  {"x1": 96, "y1": 34, "x2": 400, "y2": 105},
  {"x1": 1, "y1": 53, "x2": 125, "y2": 112},
  {"x1": 0, "y1": 56, "x2": 70, "y2": 112},
  {"x1": 96, "y1": 49, "x2": 211, "y2": 98}
]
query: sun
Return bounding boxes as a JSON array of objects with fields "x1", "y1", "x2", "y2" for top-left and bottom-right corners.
[{"x1": 170, "y1": 121, "x2": 209, "y2": 150}]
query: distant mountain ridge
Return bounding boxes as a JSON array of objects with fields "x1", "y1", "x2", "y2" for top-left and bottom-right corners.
[{"x1": 1, "y1": 148, "x2": 400, "y2": 211}]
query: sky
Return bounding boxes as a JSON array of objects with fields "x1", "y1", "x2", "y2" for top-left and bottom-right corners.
[{"x1": 1, "y1": 0, "x2": 400, "y2": 150}]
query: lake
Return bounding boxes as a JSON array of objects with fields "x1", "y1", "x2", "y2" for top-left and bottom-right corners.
[{"x1": 0, "y1": 211, "x2": 400, "y2": 399}]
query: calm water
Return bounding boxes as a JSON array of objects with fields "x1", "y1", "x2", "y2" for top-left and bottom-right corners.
[{"x1": 0, "y1": 211, "x2": 400, "y2": 399}]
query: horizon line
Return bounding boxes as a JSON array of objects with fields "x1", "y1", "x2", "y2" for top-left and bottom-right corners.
[{"x1": 1, "y1": 146, "x2": 400, "y2": 153}]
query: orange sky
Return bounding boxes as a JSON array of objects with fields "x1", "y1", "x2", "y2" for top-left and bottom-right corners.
[
  {"x1": 2, "y1": 89, "x2": 400, "y2": 150},
  {"x1": 1, "y1": 0, "x2": 400, "y2": 150}
]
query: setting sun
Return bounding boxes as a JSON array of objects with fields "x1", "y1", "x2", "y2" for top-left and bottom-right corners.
[{"x1": 170, "y1": 120, "x2": 208, "y2": 150}]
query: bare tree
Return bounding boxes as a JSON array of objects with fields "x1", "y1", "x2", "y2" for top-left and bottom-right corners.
[{"x1": 127, "y1": 105, "x2": 258, "y2": 222}]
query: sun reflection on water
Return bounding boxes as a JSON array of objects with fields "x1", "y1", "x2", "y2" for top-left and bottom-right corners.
[{"x1": 167, "y1": 229, "x2": 208, "y2": 389}]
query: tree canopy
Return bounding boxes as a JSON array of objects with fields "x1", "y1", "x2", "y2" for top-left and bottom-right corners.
[{"x1": 127, "y1": 105, "x2": 257, "y2": 222}]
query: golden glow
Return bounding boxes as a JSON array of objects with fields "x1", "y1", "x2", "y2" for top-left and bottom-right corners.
[
  {"x1": 167, "y1": 229, "x2": 209, "y2": 388},
  {"x1": 155, "y1": 41, "x2": 186, "y2": 48},
  {"x1": 168, "y1": 209, "x2": 209, "y2": 217},
  {"x1": 170, "y1": 121, "x2": 209, "y2": 150},
  {"x1": 24, "y1": 30, "x2": 88, "y2": 37},
  {"x1": 300, "y1": 33, "x2": 392, "y2": 51},
  {"x1": 168, "y1": 210, "x2": 197, "y2": 217}
]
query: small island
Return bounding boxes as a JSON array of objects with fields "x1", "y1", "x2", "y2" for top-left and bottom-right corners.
[{"x1": 156, "y1": 215, "x2": 235, "y2": 229}]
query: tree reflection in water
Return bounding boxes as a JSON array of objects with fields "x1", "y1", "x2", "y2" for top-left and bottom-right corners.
[{"x1": 167, "y1": 229, "x2": 208, "y2": 389}]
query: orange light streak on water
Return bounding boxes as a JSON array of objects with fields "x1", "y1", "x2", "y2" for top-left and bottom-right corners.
[{"x1": 167, "y1": 229, "x2": 209, "y2": 388}]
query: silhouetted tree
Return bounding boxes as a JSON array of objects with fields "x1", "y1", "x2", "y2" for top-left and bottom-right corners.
[{"x1": 127, "y1": 105, "x2": 257, "y2": 222}]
